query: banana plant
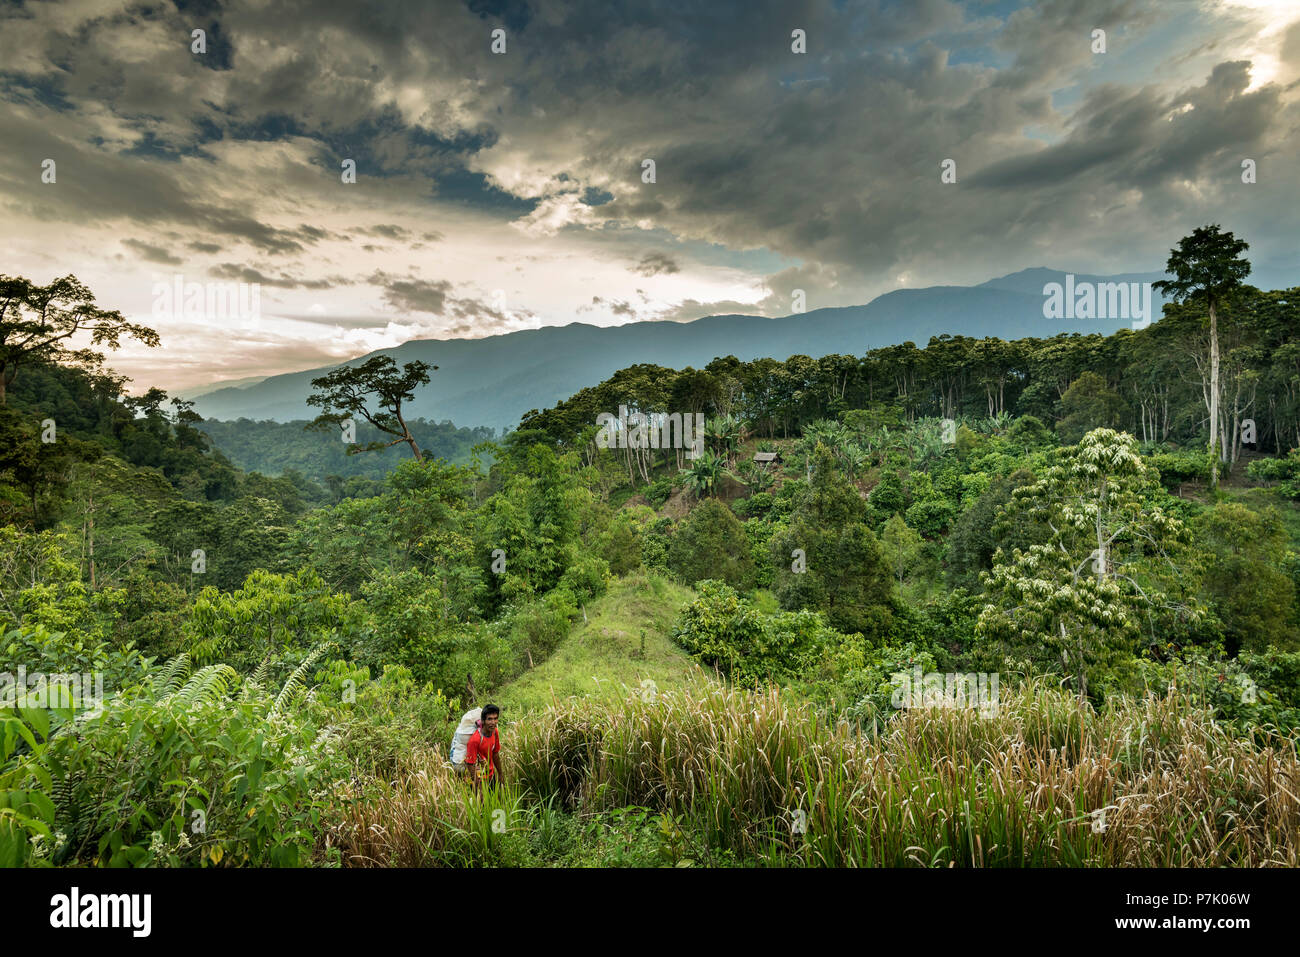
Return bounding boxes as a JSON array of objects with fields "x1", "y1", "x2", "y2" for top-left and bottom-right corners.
[{"x1": 681, "y1": 450, "x2": 728, "y2": 499}]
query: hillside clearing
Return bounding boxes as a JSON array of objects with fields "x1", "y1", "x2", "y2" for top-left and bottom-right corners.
[{"x1": 495, "y1": 569, "x2": 710, "y2": 715}]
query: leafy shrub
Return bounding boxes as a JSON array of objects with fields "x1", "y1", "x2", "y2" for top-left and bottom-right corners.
[
  {"x1": 1005, "y1": 414, "x2": 1053, "y2": 450},
  {"x1": 645, "y1": 476, "x2": 676, "y2": 509},
  {"x1": 1194, "y1": 503, "x2": 1298, "y2": 653},
  {"x1": 1151, "y1": 449, "x2": 1210, "y2": 489},
  {"x1": 867, "y1": 472, "x2": 905, "y2": 518},
  {"x1": 640, "y1": 535, "x2": 668, "y2": 571},
  {"x1": 1122, "y1": 646, "x2": 1300, "y2": 742},
  {"x1": 0, "y1": 528, "x2": 127, "y2": 643},
  {"x1": 1247, "y1": 451, "x2": 1300, "y2": 497},
  {"x1": 640, "y1": 517, "x2": 673, "y2": 571},
  {"x1": 0, "y1": 623, "x2": 156, "y2": 866},
  {"x1": 558, "y1": 554, "x2": 610, "y2": 605},
  {"x1": 503, "y1": 589, "x2": 578, "y2": 670},
  {"x1": 114, "y1": 568, "x2": 191, "y2": 660},
  {"x1": 599, "y1": 513, "x2": 643, "y2": 576},
  {"x1": 1, "y1": 624, "x2": 150, "y2": 703},
  {"x1": 733, "y1": 492, "x2": 774, "y2": 519},
  {"x1": 359, "y1": 569, "x2": 474, "y2": 688},
  {"x1": 804, "y1": 636, "x2": 940, "y2": 727},
  {"x1": 672, "y1": 580, "x2": 839, "y2": 684},
  {"x1": 316, "y1": 660, "x2": 457, "y2": 777},
  {"x1": 186, "y1": 568, "x2": 363, "y2": 679},
  {"x1": 666, "y1": 500, "x2": 754, "y2": 588},
  {"x1": 743, "y1": 518, "x2": 776, "y2": 589},
  {"x1": 15, "y1": 652, "x2": 348, "y2": 867}
]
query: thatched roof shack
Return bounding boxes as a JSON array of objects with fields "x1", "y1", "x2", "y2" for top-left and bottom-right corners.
[{"x1": 753, "y1": 451, "x2": 783, "y2": 468}]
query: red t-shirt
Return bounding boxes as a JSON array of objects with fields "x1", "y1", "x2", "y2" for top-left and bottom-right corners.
[{"x1": 465, "y1": 727, "x2": 500, "y2": 778}]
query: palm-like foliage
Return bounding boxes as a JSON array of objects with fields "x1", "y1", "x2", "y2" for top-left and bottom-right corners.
[
  {"x1": 271, "y1": 642, "x2": 335, "y2": 715},
  {"x1": 982, "y1": 410, "x2": 1012, "y2": 435},
  {"x1": 800, "y1": 419, "x2": 841, "y2": 448},
  {"x1": 704, "y1": 415, "x2": 745, "y2": 466},
  {"x1": 837, "y1": 442, "x2": 868, "y2": 479},
  {"x1": 162, "y1": 664, "x2": 240, "y2": 706},
  {"x1": 735, "y1": 457, "x2": 776, "y2": 493},
  {"x1": 908, "y1": 418, "x2": 957, "y2": 465},
  {"x1": 681, "y1": 449, "x2": 728, "y2": 499}
]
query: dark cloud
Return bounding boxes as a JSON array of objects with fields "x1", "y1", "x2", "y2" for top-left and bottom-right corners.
[
  {"x1": 279, "y1": 312, "x2": 395, "y2": 330},
  {"x1": 631, "y1": 252, "x2": 680, "y2": 276},
  {"x1": 122, "y1": 238, "x2": 183, "y2": 265},
  {"x1": 366, "y1": 270, "x2": 521, "y2": 330},
  {"x1": 293, "y1": 224, "x2": 339, "y2": 243},
  {"x1": 1, "y1": 0, "x2": 1296, "y2": 329},
  {"x1": 209, "y1": 263, "x2": 343, "y2": 289},
  {"x1": 361, "y1": 224, "x2": 411, "y2": 240},
  {"x1": 371, "y1": 271, "x2": 453, "y2": 313},
  {"x1": 582, "y1": 295, "x2": 638, "y2": 318}
]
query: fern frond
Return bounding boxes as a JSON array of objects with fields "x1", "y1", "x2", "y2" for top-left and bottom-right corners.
[
  {"x1": 272, "y1": 641, "x2": 334, "y2": 716},
  {"x1": 150, "y1": 654, "x2": 192, "y2": 699},
  {"x1": 239, "y1": 679, "x2": 264, "y2": 703},
  {"x1": 168, "y1": 664, "x2": 240, "y2": 706}
]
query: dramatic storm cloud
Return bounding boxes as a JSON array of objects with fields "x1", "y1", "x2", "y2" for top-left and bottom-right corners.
[{"x1": 1, "y1": 0, "x2": 1296, "y2": 392}]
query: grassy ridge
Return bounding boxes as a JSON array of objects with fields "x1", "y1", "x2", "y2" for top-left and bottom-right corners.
[{"x1": 495, "y1": 570, "x2": 708, "y2": 715}]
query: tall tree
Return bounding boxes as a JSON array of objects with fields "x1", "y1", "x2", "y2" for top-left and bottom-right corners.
[
  {"x1": 666, "y1": 499, "x2": 754, "y2": 588},
  {"x1": 0, "y1": 275, "x2": 159, "y2": 406},
  {"x1": 1152, "y1": 226, "x2": 1252, "y2": 489},
  {"x1": 978, "y1": 429, "x2": 1204, "y2": 699},
  {"x1": 306, "y1": 355, "x2": 435, "y2": 462},
  {"x1": 1194, "y1": 503, "x2": 1297, "y2": 654},
  {"x1": 770, "y1": 445, "x2": 895, "y2": 636},
  {"x1": 1059, "y1": 371, "x2": 1125, "y2": 443}
]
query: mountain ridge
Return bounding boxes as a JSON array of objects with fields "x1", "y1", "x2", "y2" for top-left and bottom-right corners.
[{"x1": 187, "y1": 267, "x2": 1167, "y2": 432}]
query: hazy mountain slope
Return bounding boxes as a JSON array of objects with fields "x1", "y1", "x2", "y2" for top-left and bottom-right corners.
[{"x1": 188, "y1": 267, "x2": 1166, "y2": 432}]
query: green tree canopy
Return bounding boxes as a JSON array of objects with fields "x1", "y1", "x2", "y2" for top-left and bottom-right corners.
[
  {"x1": 978, "y1": 429, "x2": 1205, "y2": 698},
  {"x1": 770, "y1": 446, "x2": 895, "y2": 637}
]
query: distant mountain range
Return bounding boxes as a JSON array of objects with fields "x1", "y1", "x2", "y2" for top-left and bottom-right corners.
[
  {"x1": 182, "y1": 373, "x2": 269, "y2": 398},
  {"x1": 185, "y1": 267, "x2": 1166, "y2": 433}
]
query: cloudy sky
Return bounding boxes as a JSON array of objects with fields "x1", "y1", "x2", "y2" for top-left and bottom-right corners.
[{"x1": 2, "y1": 0, "x2": 1297, "y2": 393}]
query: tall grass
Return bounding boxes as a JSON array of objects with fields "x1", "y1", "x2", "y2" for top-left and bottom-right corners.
[
  {"x1": 329, "y1": 750, "x2": 526, "y2": 867},
  {"x1": 331, "y1": 679, "x2": 1300, "y2": 866}
]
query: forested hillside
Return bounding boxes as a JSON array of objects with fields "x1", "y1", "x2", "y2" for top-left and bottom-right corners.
[
  {"x1": 195, "y1": 417, "x2": 494, "y2": 478},
  {"x1": 4, "y1": 235, "x2": 1300, "y2": 868}
]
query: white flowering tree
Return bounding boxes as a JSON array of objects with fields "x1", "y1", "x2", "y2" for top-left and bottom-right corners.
[{"x1": 977, "y1": 429, "x2": 1204, "y2": 699}]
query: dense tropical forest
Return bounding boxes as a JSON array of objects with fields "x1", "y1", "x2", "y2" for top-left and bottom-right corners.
[
  {"x1": 195, "y1": 417, "x2": 495, "y2": 479},
  {"x1": 3, "y1": 229, "x2": 1300, "y2": 867}
]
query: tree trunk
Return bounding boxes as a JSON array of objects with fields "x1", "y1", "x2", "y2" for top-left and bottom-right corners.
[{"x1": 1208, "y1": 297, "x2": 1220, "y2": 490}]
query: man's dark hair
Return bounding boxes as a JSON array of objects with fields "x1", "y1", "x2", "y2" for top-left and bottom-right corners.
[{"x1": 481, "y1": 704, "x2": 501, "y2": 722}]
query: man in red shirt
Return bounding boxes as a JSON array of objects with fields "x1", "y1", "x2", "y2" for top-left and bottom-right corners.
[{"x1": 464, "y1": 703, "x2": 503, "y2": 792}]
